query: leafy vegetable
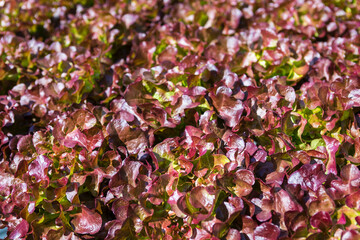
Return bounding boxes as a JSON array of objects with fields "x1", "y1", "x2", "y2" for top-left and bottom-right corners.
[{"x1": 0, "y1": 0, "x2": 359, "y2": 239}]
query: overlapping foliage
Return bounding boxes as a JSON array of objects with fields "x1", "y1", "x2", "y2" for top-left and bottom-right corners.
[{"x1": 0, "y1": 0, "x2": 360, "y2": 239}]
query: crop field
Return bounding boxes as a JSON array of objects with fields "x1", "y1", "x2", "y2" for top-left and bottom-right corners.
[{"x1": 0, "y1": 0, "x2": 360, "y2": 239}]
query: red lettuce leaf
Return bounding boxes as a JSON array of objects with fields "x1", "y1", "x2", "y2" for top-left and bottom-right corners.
[
  {"x1": 71, "y1": 206, "x2": 102, "y2": 235},
  {"x1": 322, "y1": 135, "x2": 340, "y2": 175},
  {"x1": 253, "y1": 222, "x2": 280, "y2": 240}
]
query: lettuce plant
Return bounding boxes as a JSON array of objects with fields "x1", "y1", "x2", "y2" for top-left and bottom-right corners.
[{"x1": 0, "y1": 0, "x2": 359, "y2": 239}]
